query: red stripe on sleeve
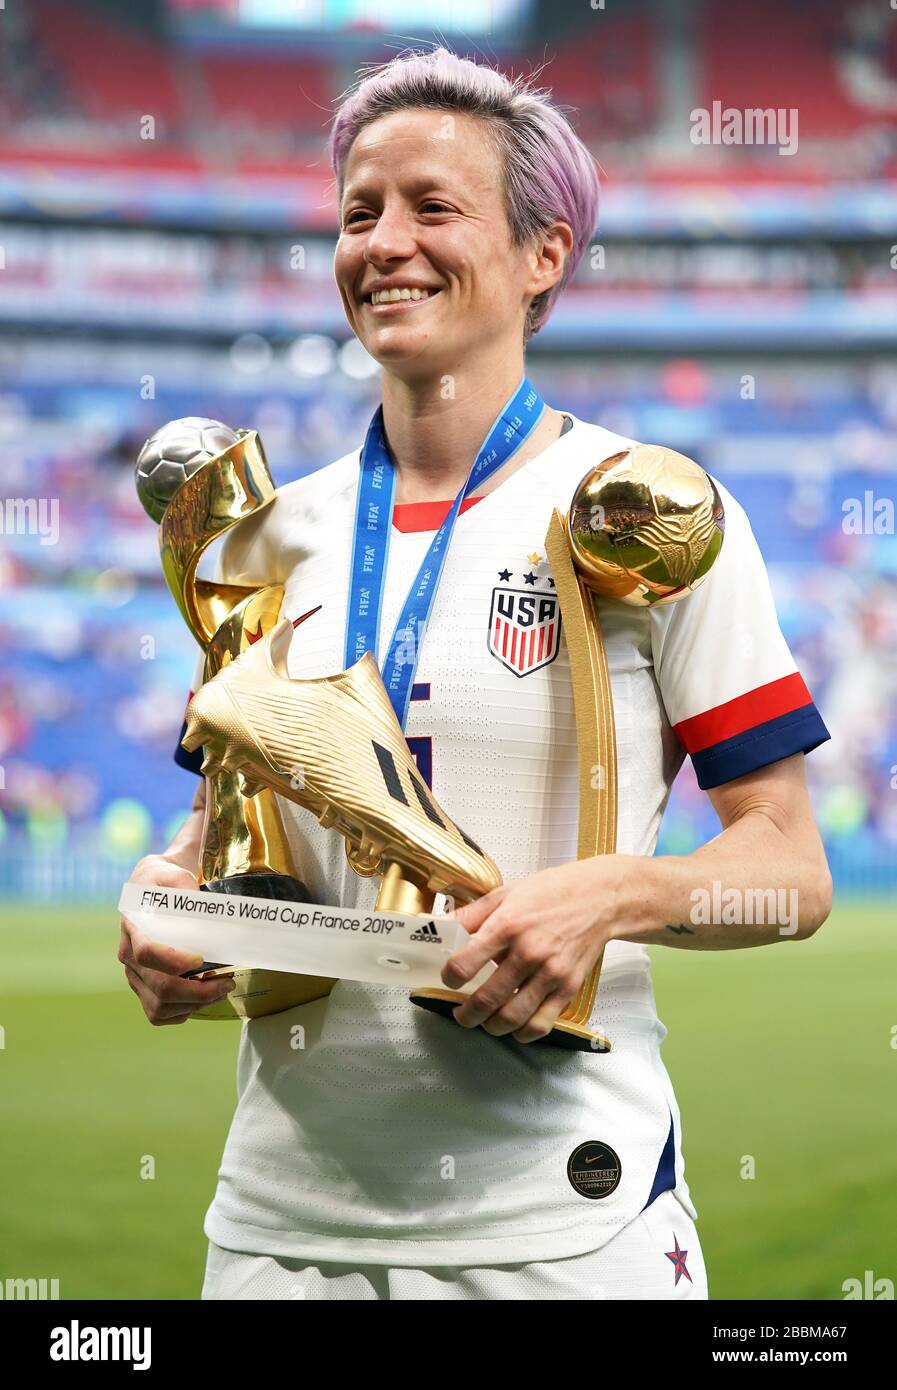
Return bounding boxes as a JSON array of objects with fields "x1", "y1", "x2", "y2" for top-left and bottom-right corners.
[{"x1": 673, "y1": 672, "x2": 813, "y2": 754}]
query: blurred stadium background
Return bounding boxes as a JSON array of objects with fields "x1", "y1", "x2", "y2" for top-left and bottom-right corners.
[{"x1": 0, "y1": 0, "x2": 895, "y2": 1300}]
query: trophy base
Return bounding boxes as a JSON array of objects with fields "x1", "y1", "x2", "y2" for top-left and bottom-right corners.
[
  {"x1": 185, "y1": 871, "x2": 337, "y2": 1020},
  {"x1": 187, "y1": 965, "x2": 337, "y2": 1021},
  {"x1": 409, "y1": 989, "x2": 612, "y2": 1053}
]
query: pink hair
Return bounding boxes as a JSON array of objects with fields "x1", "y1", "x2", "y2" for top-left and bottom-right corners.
[{"x1": 329, "y1": 46, "x2": 599, "y2": 342}]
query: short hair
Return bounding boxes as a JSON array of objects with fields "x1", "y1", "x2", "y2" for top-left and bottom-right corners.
[{"x1": 329, "y1": 46, "x2": 599, "y2": 341}]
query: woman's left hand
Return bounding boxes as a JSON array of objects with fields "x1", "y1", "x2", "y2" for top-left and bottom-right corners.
[{"x1": 442, "y1": 858, "x2": 624, "y2": 1044}]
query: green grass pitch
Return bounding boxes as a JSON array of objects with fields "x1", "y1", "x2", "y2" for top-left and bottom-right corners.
[{"x1": 0, "y1": 900, "x2": 893, "y2": 1300}]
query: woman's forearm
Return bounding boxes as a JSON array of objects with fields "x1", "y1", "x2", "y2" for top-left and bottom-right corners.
[
  {"x1": 161, "y1": 779, "x2": 206, "y2": 876},
  {"x1": 609, "y1": 808, "x2": 832, "y2": 950}
]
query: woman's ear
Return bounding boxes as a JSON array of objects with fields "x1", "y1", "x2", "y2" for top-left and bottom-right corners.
[{"x1": 528, "y1": 221, "x2": 574, "y2": 299}]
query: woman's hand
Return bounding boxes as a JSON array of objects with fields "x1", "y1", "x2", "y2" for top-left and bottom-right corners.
[
  {"x1": 443, "y1": 858, "x2": 623, "y2": 1044},
  {"x1": 118, "y1": 855, "x2": 236, "y2": 1026}
]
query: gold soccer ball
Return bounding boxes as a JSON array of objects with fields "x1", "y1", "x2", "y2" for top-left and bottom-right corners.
[{"x1": 568, "y1": 445, "x2": 725, "y2": 607}]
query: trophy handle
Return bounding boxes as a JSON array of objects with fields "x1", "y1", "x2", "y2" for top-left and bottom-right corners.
[
  {"x1": 543, "y1": 508, "x2": 617, "y2": 1049},
  {"x1": 544, "y1": 510, "x2": 619, "y2": 861}
]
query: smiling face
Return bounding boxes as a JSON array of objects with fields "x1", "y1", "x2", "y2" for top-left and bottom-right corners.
[{"x1": 334, "y1": 109, "x2": 550, "y2": 381}]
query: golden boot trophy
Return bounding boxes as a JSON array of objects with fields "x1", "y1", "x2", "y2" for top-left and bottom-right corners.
[
  {"x1": 181, "y1": 618, "x2": 503, "y2": 914},
  {"x1": 135, "y1": 417, "x2": 336, "y2": 1020}
]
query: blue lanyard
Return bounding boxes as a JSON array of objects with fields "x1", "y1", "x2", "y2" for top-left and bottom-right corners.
[{"x1": 345, "y1": 376, "x2": 545, "y2": 729}]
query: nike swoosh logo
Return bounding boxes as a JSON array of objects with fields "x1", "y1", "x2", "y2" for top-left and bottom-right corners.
[{"x1": 292, "y1": 604, "x2": 323, "y2": 629}]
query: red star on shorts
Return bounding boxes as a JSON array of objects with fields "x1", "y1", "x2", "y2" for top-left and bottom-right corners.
[{"x1": 665, "y1": 1234, "x2": 692, "y2": 1286}]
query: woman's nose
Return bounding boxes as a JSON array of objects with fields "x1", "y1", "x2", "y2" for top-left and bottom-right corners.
[{"x1": 364, "y1": 205, "x2": 418, "y2": 264}]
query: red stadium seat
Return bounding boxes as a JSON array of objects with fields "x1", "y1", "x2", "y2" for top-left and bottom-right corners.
[
  {"x1": 28, "y1": 0, "x2": 185, "y2": 132},
  {"x1": 198, "y1": 54, "x2": 333, "y2": 139},
  {"x1": 698, "y1": 0, "x2": 891, "y2": 139}
]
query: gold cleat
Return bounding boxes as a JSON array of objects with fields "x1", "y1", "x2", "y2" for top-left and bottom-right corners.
[
  {"x1": 181, "y1": 616, "x2": 502, "y2": 909},
  {"x1": 181, "y1": 617, "x2": 607, "y2": 1051}
]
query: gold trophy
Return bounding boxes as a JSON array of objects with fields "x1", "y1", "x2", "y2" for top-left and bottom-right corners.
[
  {"x1": 134, "y1": 416, "x2": 336, "y2": 1020},
  {"x1": 179, "y1": 441, "x2": 723, "y2": 1051}
]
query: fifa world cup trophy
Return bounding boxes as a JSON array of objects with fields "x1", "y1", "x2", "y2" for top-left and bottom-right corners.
[{"x1": 134, "y1": 417, "x2": 336, "y2": 1020}]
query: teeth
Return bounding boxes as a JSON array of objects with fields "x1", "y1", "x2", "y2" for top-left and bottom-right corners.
[{"x1": 371, "y1": 287, "x2": 434, "y2": 304}]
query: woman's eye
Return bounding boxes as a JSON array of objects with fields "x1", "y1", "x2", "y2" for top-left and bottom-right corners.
[{"x1": 342, "y1": 202, "x2": 450, "y2": 228}]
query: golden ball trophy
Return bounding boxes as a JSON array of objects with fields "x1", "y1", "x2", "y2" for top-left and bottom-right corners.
[
  {"x1": 154, "y1": 425, "x2": 723, "y2": 1050},
  {"x1": 409, "y1": 444, "x2": 724, "y2": 1048}
]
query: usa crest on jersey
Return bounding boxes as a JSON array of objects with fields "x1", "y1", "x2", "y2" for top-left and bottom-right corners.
[{"x1": 488, "y1": 587, "x2": 562, "y2": 677}]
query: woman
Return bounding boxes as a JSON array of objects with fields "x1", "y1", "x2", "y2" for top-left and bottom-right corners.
[{"x1": 120, "y1": 47, "x2": 831, "y2": 1301}]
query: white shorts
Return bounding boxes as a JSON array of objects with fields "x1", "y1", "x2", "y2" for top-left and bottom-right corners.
[{"x1": 200, "y1": 1189, "x2": 708, "y2": 1301}]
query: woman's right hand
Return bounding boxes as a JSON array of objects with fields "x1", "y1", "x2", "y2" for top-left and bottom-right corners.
[{"x1": 118, "y1": 855, "x2": 236, "y2": 1026}]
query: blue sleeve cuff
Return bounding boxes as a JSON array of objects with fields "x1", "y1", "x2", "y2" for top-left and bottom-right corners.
[{"x1": 691, "y1": 705, "x2": 831, "y2": 790}]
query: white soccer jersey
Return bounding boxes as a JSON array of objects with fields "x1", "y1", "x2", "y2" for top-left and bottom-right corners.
[{"x1": 175, "y1": 413, "x2": 828, "y2": 1267}]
